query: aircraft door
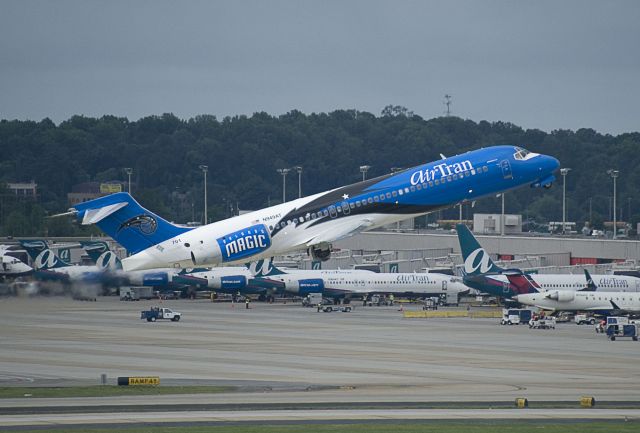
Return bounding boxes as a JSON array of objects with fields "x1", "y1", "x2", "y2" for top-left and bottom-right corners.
[
  {"x1": 329, "y1": 205, "x2": 337, "y2": 218},
  {"x1": 341, "y1": 201, "x2": 351, "y2": 215},
  {"x1": 442, "y1": 280, "x2": 447, "y2": 291},
  {"x1": 500, "y1": 160, "x2": 513, "y2": 179}
]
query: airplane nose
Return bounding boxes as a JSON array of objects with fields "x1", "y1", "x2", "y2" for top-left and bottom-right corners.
[{"x1": 548, "y1": 156, "x2": 560, "y2": 172}]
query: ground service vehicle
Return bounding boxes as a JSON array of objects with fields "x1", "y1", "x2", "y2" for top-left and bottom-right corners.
[
  {"x1": 605, "y1": 317, "x2": 638, "y2": 341},
  {"x1": 121, "y1": 286, "x2": 155, "y2": 301},
  {"x1": 320, "y1": 305, "x2": 352, "y2": 313},
  {"x1": 575, "y1": 314, "x2": 596, "y2": 325},
  {"x1": 529, "y1": 317, "x2": 556, "y2": 329},
  {"x1": 141, "y1": 307, "x2": 181, "y2": 322},
  {"x1": 302, "y1": 293, "x2": 323, "y2": 307},
  {"x1": 501, "y1": 308, "x2": 532, "y2": 325}
]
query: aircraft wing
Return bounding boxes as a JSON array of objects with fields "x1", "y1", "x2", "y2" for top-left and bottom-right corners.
[{"x1": 304, "y1": 217, "x2": 375, "y2": 246}]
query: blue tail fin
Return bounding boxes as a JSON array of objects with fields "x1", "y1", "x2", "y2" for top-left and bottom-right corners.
[
  {"x1": 70, "y1": 192, "x2": 192, "y2": 254},
  {"x1": 79, "y1": 241, "x2": 122, "y2": 270},
  {"x1": 19, "y1": 240, "x2": 69, "y2": 270},
  {"x1": 456, "y1": 224, "x2": 504, "y2": 276},
  {"x1": 246, "y1": 258, "x2": 286, "y2": 277}
]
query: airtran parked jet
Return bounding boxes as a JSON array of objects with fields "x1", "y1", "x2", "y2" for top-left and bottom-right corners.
[
  {"x1": 61, "y1": 146, "x2": 559, "y2": 272},
  {"x1": 515, "y1": 270, "x2": 640, "y2": 315},
  {"x1": 246, "y1": 259, "x2": 470, "y2": 301},
  {"x1": 19, "y1": 240, "x2": 113, "y2": 284},
  {"x1": 80, "y1": 240, "x2": 215, "y2": 290},
  {"x1": 456, "y1": 224, "x2": 640, "y2": 298}
]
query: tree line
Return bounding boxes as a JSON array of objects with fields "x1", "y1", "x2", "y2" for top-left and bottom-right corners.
[{"x1": 1, "y1": 107, "x2": 639, "y2": 237}]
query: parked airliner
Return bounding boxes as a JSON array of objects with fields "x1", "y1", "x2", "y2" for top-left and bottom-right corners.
[
  {"x1": 515, "y1": 270, "x2": 640, "y2": 314},
  {"x1": 19, "y1": 240, "x2": 113, "y2": 284},
  {"x1": 246, "y1": 260, "x2": 470, "y2": 301},
  {"x1": 61, "y1": 146, "x2": 559, "y2": 271},
  {"x1": 0, "y1": 246, "x2": 32, "y2": 278},
  {"x1": 456, "y1": 224, "x2": 640, "y2": 297}
]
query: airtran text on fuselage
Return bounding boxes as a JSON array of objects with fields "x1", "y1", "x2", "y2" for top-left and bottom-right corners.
[
  {"x1": 410, "y1": 160, "x2": 474, "y2": 186},
  {"x1": 598, "y1": 277, "x2": 629, "y2": 289}
]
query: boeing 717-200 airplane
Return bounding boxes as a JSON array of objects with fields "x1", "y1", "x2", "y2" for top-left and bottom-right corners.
[{"x1": 61, "y1": 146, "x2": 559, "y2": 272}]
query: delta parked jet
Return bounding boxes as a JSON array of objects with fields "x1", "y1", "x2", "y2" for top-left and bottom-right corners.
[
  {"x1": 456, "y1": 224, "x2": 640, "y2": 298},
  {"x1": 515, "y1": 270, "x2": 640, "y2": 314},
  {"x1": 61, "y1": 146, "x2": 559, "y2": 272},
  {"x1": 246, "y1": 260, "x2": 470, "y2": 301}
]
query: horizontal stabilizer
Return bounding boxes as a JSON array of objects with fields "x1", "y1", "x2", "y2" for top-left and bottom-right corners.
[{"x1": 81, "y1": 202, "x2": 128, "y2": 225}]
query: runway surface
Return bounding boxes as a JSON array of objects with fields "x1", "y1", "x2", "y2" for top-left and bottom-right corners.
[{"x1": 1, "y1": 296, "x2": 639, "y2": 427}]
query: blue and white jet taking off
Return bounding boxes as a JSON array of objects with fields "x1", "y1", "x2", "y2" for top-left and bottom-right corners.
[{"x1": 63, "y1": 146, "x2": 559, "y2": 272}]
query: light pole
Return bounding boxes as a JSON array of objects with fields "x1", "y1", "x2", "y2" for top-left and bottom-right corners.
[
  {"x1": 277, "y1": 168, "x2": 290, "y2": 203},
  {"x1": 293, "y1": 166, "x2": 303, "y2": 198},
  {"x1": 607, "y1": 169, "x2": 619, "y2": 239},
  {"x1": 560, "y1": 168, "x2": 571, "y2": 234},
  {"x1": 359, "y1": 165, "x2": 370, "y2": 181},
  {"x1": 124, "y1": 168, "x2": 133, "y2": 194},
  {"x1": 198, "y1": 165, "x2": 208, "y2": 225},
  {"x1": 501, "y1": 193, "x2": 505, "y2": 236}
]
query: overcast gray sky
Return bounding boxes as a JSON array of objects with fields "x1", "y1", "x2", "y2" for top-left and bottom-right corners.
[{"x1": 1, "y1": 0, "x2": 638, "y2": 134}]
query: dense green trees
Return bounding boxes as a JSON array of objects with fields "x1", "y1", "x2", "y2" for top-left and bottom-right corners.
[{"x1": 0, "y1": 109, "x2": 638, "y2": 237}]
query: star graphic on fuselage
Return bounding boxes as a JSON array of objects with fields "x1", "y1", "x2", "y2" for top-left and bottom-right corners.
[{"x1": 342, "y1": 193, "x2": 349, "y2": 199}]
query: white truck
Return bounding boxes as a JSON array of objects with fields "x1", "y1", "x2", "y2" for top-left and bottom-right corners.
[
  {"x1": 141, "y1": 307, "x2": 181, "y2": 322},
  {"x1": 501, "y1": 308, "x2": 532, "y2": 325},
  {"x1": 575, "y1": 314, "x2": 597, "y2": 325}
]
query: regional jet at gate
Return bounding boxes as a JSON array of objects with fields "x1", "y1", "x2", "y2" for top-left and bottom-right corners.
[
  {"x1": 456, "y1": 224, "x2": 640, "y2": 298},
  {"x1": 515, "y1": 270, "x2": 640, "y2": 315},
  {"x1": 60, "y1": 146, "x2": 559, "y2": 271}
]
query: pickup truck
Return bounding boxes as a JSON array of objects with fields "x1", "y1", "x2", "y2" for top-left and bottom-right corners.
[{"x1": 141, "y1": 307, "x2": 181, "y2": 322}]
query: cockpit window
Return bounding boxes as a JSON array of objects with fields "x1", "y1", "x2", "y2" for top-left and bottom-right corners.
[{"x1": 513, "y1": 147, "x2": 531, "y2": 160}]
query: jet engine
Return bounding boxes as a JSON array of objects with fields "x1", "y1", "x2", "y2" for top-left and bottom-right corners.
[
  {"x1": 309, "y1": 242, "x2": 332, "y2": 261},
  {"x1": 288, "y1": 278, "x2": 325, "y2": 295},
  {"x1": 545, "y1": 290, "x2": 575, "y2": 302}
]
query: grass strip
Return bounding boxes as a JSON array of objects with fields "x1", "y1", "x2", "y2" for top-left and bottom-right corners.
[{"x1": 0, "y1": 385, "x2": 233, "y2": 398}]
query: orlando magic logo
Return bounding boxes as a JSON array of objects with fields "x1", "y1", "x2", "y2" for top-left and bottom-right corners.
[
  {"x1": 217, "y1": 224, "x2": 271, "y2": 262},
  {"x1": 117, "y1": 214, "x2": 158, "y2": 235}
]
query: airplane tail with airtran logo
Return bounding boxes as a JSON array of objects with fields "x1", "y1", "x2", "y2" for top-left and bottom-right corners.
[
  {"x1": 79, "y1": 241, "x2": 123, "y2": 270},
  {"x1": 455, "y1": 224, "x2": 504, "y2": 276},
  {"x1": 19, "y1": 239, "x2": 70, "y2": 270},
  {"x1": 246, "y1": 258, "x2": 287, "y2": 277}
]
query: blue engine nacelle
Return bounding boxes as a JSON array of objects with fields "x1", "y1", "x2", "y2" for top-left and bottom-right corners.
[
  {"x1": 142, "y1": 272, "x2": 169, "y2": 286},
  {"x1": 294, "y1": 278, "x2": 325, "y2": 295},
  {"x1": 219, "y1": 275, "x2": 247, "y2": 290}
]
